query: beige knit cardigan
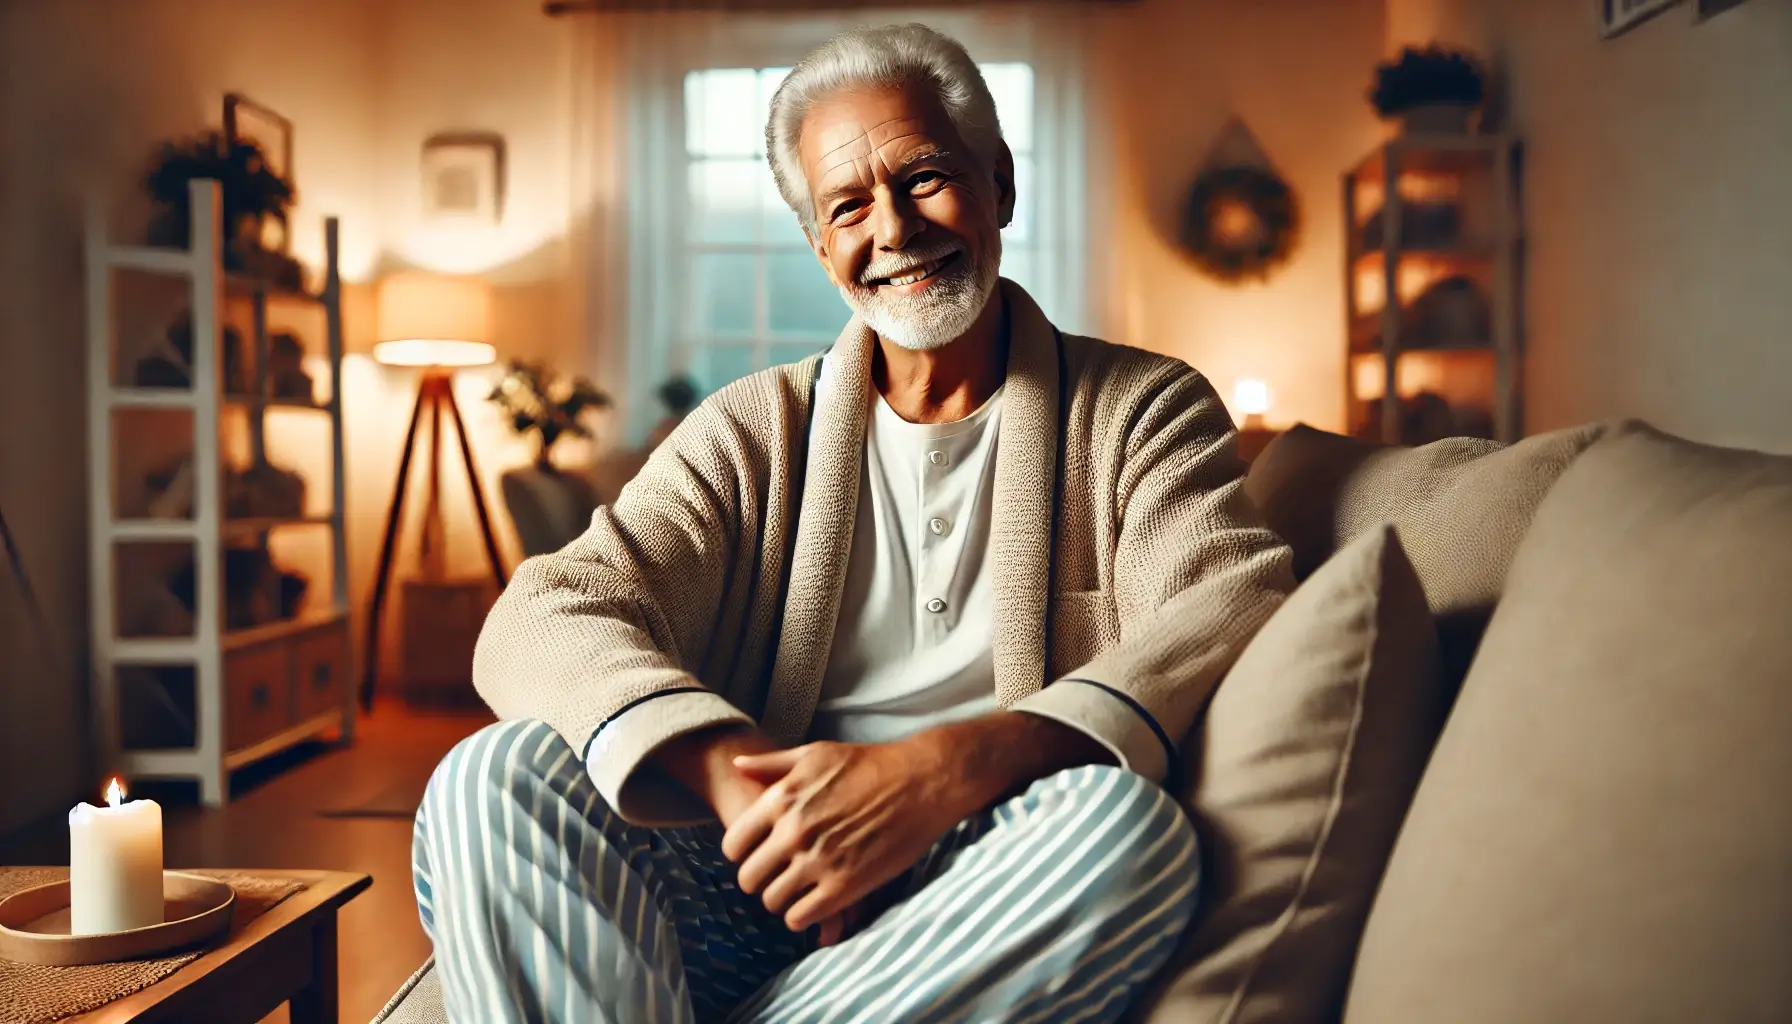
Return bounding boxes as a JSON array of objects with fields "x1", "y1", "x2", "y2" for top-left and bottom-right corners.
[{"x1": 473, "y1": 282, "x2": 1295, "y2": 826}]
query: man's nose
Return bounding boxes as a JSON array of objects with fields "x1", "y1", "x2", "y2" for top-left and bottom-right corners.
[{"x1": 871, "y1": 189, "x2": 925, "y2": 252}]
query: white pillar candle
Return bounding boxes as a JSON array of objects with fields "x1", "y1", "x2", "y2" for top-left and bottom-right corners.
[{"x1": 68, "y1": 778, "x2": 164, "y2": 934}]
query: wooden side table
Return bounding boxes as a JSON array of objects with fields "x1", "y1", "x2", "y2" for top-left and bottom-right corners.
[
  {"x1": 67, "y1": 869, "x2": 370, "y2": 1024},
  {"x1": 399, "y1": 577, "x2": 496, "y2": 706}
]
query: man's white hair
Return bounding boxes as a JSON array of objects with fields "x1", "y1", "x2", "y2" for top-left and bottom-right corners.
[{"x1": 765, "y1": 23, "x2": 1004, "y2": 232}]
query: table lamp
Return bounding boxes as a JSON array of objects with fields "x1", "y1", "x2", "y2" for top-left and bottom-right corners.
[
  {"x1": 1233, "y1": 378, "x2": 1272, "y2": 432},
  {"x1": 362, "y1": 273, "x2": 507, "y2": 709}
]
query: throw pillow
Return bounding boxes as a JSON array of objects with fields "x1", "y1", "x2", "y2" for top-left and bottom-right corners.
[
  {"x1": 1244, "y1": 421, "x2": 1614, "y2": 687},
  {"x1": 1140, "y1": 524, "x2": 1444, "y2": 1023},
  {"x1": 1344, "y1": 424, "x2": 1792, "y2": 1023}
]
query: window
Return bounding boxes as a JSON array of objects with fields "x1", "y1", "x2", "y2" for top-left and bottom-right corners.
[{"x1": 678, "y1": 62, "x2": 1038, "y2": 396}]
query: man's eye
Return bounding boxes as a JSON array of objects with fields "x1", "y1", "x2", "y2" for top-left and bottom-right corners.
[
  {"x1": 830, "y1": 199, "x2": 865, "y2": 221},
  {"x1": 909, "y1": 171, "x2": 945, "y2": 189}
]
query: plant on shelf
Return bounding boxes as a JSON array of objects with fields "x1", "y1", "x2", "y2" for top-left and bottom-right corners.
[
  {"x1": 487, "y1": 360, "x2": 612, "y2": 470},
  {"x1": 144, "y1": 130, "x2": 302, "y2": 284},
  {"x1": 1369, "y1": 45, "x2": 1486, "y2": 132}
]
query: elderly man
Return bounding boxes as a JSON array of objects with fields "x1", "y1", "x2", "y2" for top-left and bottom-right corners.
[{"x1": 414, "y1": 22, "x2": 1292, "y2": 1024}]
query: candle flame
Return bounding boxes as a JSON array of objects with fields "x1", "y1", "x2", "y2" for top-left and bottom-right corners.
[{"x1": 105, "y1": 777, "x2": 124, "y2": 808}]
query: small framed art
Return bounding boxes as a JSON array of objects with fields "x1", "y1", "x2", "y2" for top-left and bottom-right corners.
[{"x1": 421, "y1": 132, "x2": 506, "y2": 224}]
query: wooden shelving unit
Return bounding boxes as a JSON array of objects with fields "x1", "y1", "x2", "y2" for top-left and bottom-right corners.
[
  {"x1": 85, "y1": 180, "x2": 353, "y2": 805},
  {"x1": 1342, "y1": 132, "x2": 1523, "y2": 444}
]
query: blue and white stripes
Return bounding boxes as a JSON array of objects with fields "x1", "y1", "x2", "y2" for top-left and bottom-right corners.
[{"x1": 414, "y1": 719, "x2": 1198, "y2": 1023}]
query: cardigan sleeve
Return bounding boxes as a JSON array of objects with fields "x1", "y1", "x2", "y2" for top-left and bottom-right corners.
[
  {"x1": 470, "y1": 395, "x2": 774, "y2": 827},
  {"x1": 1010, "y1": 367, "x2": 1295, "y2": 782}
]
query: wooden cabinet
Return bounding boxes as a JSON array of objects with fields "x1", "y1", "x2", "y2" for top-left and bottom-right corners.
[
  {"x1": 399, "y1": 578, "x2": 495, "y2": 706},
  {"x1": 222, "y1": 622, "x2": 351, "y2": 756},
  {"x1": 292, "y1": 624, "x2": 350, "y2": 722},
  {"x1": 225, "y1": 643, "x2": 291, "y2": 754}
]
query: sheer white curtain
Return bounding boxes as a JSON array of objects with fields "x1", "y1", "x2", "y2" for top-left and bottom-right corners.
[{"x1": 570, "y1": 8, "x2": 1114, "y2": 444}]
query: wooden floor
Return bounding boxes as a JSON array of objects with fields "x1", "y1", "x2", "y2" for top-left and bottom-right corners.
[{"x1": 0, "y1": 702, "x2": 490, "y2": 1024}]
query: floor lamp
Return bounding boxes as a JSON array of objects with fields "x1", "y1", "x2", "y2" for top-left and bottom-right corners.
[{"x1": 362, "y1": 274, "x2": 508, "y2": 710}]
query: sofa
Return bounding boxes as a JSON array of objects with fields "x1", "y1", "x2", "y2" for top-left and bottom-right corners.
[{"x1": 376, "y1": 419, "x2": 1792, "y2": 1023}]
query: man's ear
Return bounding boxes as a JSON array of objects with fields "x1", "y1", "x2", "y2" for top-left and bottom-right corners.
[{"x1": 993, "y1": 141, "x2": 1017, "y2": 230}]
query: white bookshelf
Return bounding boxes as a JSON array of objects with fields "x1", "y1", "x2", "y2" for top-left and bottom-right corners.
[{"x1": 85, "y1": 180, "x2": 354, "y2": 805}]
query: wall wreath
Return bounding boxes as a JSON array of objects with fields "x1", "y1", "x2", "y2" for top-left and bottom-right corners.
[{"x1": 1179, "y1": 164, "x2": 1300, "y2": 283}]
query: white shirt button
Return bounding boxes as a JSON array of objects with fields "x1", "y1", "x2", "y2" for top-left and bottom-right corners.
[
  {"x1": 928, "y1": 450, "x2": 948, "y2": 466},
  {"x1": 928, "y1": 517, "x2": 950, "y2": 537},
  {"x1": 925, "y1": 597, "x2": 947, "y2": 614}
]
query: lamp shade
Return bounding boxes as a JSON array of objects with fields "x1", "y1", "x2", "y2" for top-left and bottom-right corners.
[
  {"x1": 1233, "y1": 378, "x2": 1272, "y2": 417},
  {"x1": 375, "y1": 272, "x2": 496, "y2": 367}
]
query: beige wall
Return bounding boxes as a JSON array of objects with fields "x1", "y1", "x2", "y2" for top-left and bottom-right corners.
[
  {"x1": 1097, "y1": 0, "x2": 1387, "y2": 431},
  {"x1": 1388, "y1": 0, "x2": 1792, "y2": 451}
]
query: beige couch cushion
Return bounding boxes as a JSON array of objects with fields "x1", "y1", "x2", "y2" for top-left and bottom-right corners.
[
  {"x1": 1345, "y1": 424, "x2": 1792, "y2": 1023},
  {"x1": 1245, "y1": 422, "x2": 1613, "y2": 683},
  {"x1": 1241, "y1": 426, "x2": 1391, "y2": 580},
  {"x1": 1142, "y1": 524, "x2": 1444, "y2": 1023}
]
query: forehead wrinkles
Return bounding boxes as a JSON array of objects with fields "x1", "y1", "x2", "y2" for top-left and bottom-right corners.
[{"x1": 813, "y1": 115, "x2": 931, "y2": 180}]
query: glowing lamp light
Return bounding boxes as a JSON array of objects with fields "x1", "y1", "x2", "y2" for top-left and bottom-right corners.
[
  {"x1": 375, "y1": 272, "x2": 494, "y2": 368},
  {"x1": 1233, "y1": 378, "x2": 1272, "y2": 430},
  {"x1": 372, "y1": 339, "x2": 496, "y2": 368}
]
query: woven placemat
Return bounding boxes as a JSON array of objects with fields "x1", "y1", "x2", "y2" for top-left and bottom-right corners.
[{"x1": 0, "y1": 867, "x2": 308, "y2": 1024}]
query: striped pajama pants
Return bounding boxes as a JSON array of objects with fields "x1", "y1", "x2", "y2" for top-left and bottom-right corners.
[{"x1": 413, "y1": 719, "x2": 1199, "y2": 1023}]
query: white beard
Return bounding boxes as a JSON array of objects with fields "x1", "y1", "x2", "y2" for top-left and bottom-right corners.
[{"x1": 836, "y1": 236, "x2": 1001, "y2": 352}]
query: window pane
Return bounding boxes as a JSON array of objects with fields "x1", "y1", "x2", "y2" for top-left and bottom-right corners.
[
  {"x1": 686, "y1": 68, "x2": 761, "y2": 158},
  {"x1": 761, "y1": 165, "x2": 807, "y2": 246},
  {"x1": 694, "y1": 344, "x2": 759, "y2": 393},
  {"x1": 757, "y1": 68, "x2": 804, "y2": 239},
  {"x1": 981, "y1": 63, "x2": 1034, "y2": 153},
  {"x1": 767, "y1": 340, "x2": 828, "y2": 368},
  {"x1": 691, "y1": 252, "x2": 758, "y2": 337},
  {"x1": 1004, "y1": 154, "x2": 1035, "y2": 244},
  {"x1": 766, "y1": 250, "x2": 848, "y2": 336},
  {"x1": 688, "y1": 159, "x2": 763, "y2": 245}
]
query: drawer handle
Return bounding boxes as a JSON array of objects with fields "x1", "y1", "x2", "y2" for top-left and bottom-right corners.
[
  {"x1": 251, "y1": 682, "x2": 269, "y2": 710},
  {"x1": 313, "y1": 662, "x2": 332, "y2": 689}
]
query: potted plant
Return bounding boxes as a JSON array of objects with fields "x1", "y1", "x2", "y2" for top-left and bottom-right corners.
[
  {"x1": 1369, "y1": 45, "x2": 1486, "y2": 134},
  {"x1": 145, "y1": 131, "x2": 297, "y2": 277},
  {"x1": 487, "y1": 360, "x2": 612, "y2": 471}
]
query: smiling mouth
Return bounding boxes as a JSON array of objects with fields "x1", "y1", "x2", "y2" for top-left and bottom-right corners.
[{"x1": 871, "y1": 251, "x2": 961, "y2": 288}]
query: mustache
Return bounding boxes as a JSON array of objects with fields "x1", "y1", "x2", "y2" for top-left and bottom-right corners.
[{"x1": 855, "y1": 240, "x2": 966, "y2": 286}]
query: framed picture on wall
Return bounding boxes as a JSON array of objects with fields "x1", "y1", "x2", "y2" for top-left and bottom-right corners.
[
  {"x1": 1600, "y1": 0, "x2": 1681, "y2": 36},
  {"x1": 421, "y1": 132, "x2": 506, "y2": 224},
  {"x1": 1697, "y1": 0, "x2": 1748, "y2": 18}
]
